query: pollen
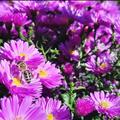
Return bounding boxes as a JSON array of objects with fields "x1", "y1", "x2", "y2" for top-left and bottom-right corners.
[
  {"x1": 19, "y1": 53, "x2": 28, "y2": 60},
  {"x1": 100, "y1": 63, "x2": 107, "y2": 69},
  {"x1": 39, "y1": 69, "x2": 48, "y2": 78},
  {"x1": 100, "y1": 100, "x2": 111, "y2": 109},
  {"x1": 12, "y1": 77, "x2": 22, "y2": 87},
  {"x1": 69, "y1": 50, "x2": 79, "y2": 56},
  {"x1": 47, "y1": 113, "x2": 54, "y2": 120}
]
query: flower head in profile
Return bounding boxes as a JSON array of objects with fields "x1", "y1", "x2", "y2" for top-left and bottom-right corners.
[
  {"x1": 76, "y1": 97, "x2": 95, "y2": 116},
  {"x1": 0, "y1": 95, "x2": 40, "y2": 120},
  {"x1": 90, "y1": 91, "x2": 120, "y2": 118},
  {"x1": 0, "y1": 40, "x2": 45, "y2": 70},
  {"x1": 36, "y1": 61, "x2": 62, "y2": 89},
  {"x1": 36, "y1": 97, "x2": 71, "y2": 120},
  {"x1": 13, "y1": 13, "x2": 30, "y2": 27},
  {"x1": 0, "y1": 60, "x2": 42, "y2": 98}
]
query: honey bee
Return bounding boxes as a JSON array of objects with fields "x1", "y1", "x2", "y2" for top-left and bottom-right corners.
[
  {"x1": 17, "y1": 61, "x2": 27, "y2": 71},
  {"x1": 22, "y1": 70, "x2": 32, "y2": 83},
  {"x1": 17, "y1": 61, "x2": 32, "y2": 83}
]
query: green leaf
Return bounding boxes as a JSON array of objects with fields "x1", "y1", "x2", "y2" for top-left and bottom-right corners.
[{"x1": 61, "y1": 92, "x2": 76, "y2": 111}]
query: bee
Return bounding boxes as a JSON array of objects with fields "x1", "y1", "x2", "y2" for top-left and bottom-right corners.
[
  {"x1": 17, "y1": 61, "x2": 27, "y2": 71},
  {"x1": 22, "y1": 70, "x2": 33, "y2": 83},
  {"x1": 17, "y1": 61, "x2": 32, "y2": 83}
]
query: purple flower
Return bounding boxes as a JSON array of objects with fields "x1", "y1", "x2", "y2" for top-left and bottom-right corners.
[
  {"x1": 68, "y1": 1, "x2": 98, "y2": 10},
  {"x1": 62, "y1": 1, "x2": 98, "y2": 24},
  {"x1": 35, "y1": 61, "x2": 62, "y2": 89},
  {"x1": 0, "y1": 60, "x2": 42, "y2": 98},
  {"x1": 100, "y1": 1, "x2": 119, "y2": 14},
  {"x1": 36, "y1": 97, "x2": 71, "y2": 120},
  {"x1": 90, "y1": 91, "x2": 120, "y2": 118},
  {"x1": 13, "y1": 13, "x2": 30, "y2": 27},
  {"x1": 84, "y1": 25, "x2": 112, "y2": 54},
  {"x1": 13, "y1": 1, "x2": 41, "y2": 12},
  {"x1": 0, "y1": 95, "x2": 40, "y2": 120},
  {"x1": 0, "y1": 2, "x2": 13, "y2": 23},
  {"x1": 59, "y1": 40, "x2": 79, "y2": 61},
  {"x1": 67, "y1": 21, "x2": 83, "y2": 36},
  {"x1": 0, "y1": 40, "x2": 45, "y2": 70},
  {"x1": 86, "y1": 52, "x2": 112, "y2": 75},
  {"x1": 76, "y1": 97, "x2": 95, "y2": 116},
  {"x1": 63, "y1": 63, "x2": 74, "y2": 75},
  {"x1": 36, "y1": 14, "x2": 69, "y2": 27},
  {"x1": 84, "y1": 32, "x2": 95, "y2": 54}
]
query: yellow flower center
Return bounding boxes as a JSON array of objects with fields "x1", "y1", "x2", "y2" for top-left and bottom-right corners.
[
  {"x1": 100, "y1": 63, "x2": 107, "y2": 69},
  {"x1": 19, "y1": 53, "x2": 26, "y2": 57},
  {"x1": 69, "y1": 50, "x2": 75, "y2": 55},
  {"x1": 69, "y1": 50, "x2": 79, "y2": 56},
  {"x1": 47, "y1": 114, "x2": 54, "y2": 120},
  {"x1": 39, "y1": 70, "x2": 48, "y2": 78},
  {"x1": 100, "y1": 100, "x2": 111, "y2": 109},
  {"x1": 19, "y1": 53, "x2": 28, "y2": 60},
  {"x1": 12, "y1": 78, "x2": 22, "y2": 87}
]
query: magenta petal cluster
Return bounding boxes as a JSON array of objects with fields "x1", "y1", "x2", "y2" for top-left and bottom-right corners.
[
  {"x1": 76, "y1": 97, "x2": 95, "y2": 116},
  {"x1": 90, "y1": 91, "x2": 120, "y2": 118},
  {"x1": 0, "y1": 40, "x2": 44, "y2": 70},
  {"x1": 86, "y1": 52, "x2": 112, "y2": 75},
  {"x1": 0, "y1": 60, "x2": 42, "y2": 98},
  {"x1": 0, "y1": 95, "x2": 40, "y2": 120},
  {"x1": 0, "y1": 0, "x2": 120, "y2": 119},
  {"x1": 59, "y1": 40, "x2": 79, "y2": 61},
  {"x1": 36, "y1": 61, "x2": 63, "y2": 89},
  {"x1": 36, "y1": 97, "x2": 71, "y2": 120}
]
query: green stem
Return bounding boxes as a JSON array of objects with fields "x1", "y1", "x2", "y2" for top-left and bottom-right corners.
[{"x1": 40, "y1": 45, "x2": 47, "y2": 59}]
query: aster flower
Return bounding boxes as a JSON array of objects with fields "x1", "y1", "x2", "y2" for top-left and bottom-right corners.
[
  {"x1": 114, "y1": 16, "x2": 120, "y2": 44},
  {"x1": 0, "y1": 95, "x2": 41, "y2": 120},
  {"x1": 86, "y1": 52, "x2": 113, "y2": 75},
  {"x1": 0, "y1": 60, "x2": 42, "y2": 98},
  {"x1": 13, "y1": 1, "x2": 41, "y2": 12},
  {"x1": 13, "y1": 13, "x2": 31, "y2": 27},
  {"x1": 36, "y1": 14, "x2": 69, "y2": 27},
  {"x1": 0, "y1": 2, "x2": 13, "y2": 23},
  {"x1": 100, "y1": 1, "x2": 119, "y2": 14},
  {"x1": 35, "y1": 1, "x2": 69, "y2": 27},
  {"x1": 69, "y1": 1, "x2": 97, "y2": 9},
  {"x1": 67, "y1": 21, "x2": 82, "y2": 46},
  {"x1": 67, "y1": 21, "x2": 83, "y2": 36},
  {"x1": 13, "y1": 1, "x2": 45, "y2": 21},
  {"x1": 59, "y1": 40, "x2": 79, "y2": 61},
  {"x1": 76, "y1": 97, "x2": 95, "y2": 116},
  {"x1": 90, "y1": 91, "x2": 120, "y2": 118},
  {"x1": 62, "y1": 1, "x2": 98, "y2": 24},
  {"x1": 35, "y1": 61, "x2": 62, "y2": 89},
  {"x1": 36, "y1": 97, "x2": 71, "y2": 120},
  {"x1": 84, "y1": 32, "x2": 95, "y2": 54},
  {"x1": 0, "y1": 40, "x2": 45, "y2": 70},
  {"x1": 63, "y1": 63, "x2": 74, "y2": 75},
  {"x1": 96, "y1": 25, "x2": 112, "y2": 43}
]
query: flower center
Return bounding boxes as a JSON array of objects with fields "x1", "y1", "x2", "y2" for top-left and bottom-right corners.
[
  {"x1": 19, "y1": 53, "x2": 28, "y2": 60},
  {"x1": 47, "y1": 114, "x2": 54, "y2": 120},
  {"x1": 12, "y1": 77, "x2": 22, "y2": 87},
  {"x1": 100, "y1": 100, "x2": 111, "y2": 109},
  {"x1": 69, "y1": 50, "x2": 79, "y2": 56},
  {"x1": 39, "y1": 70, "x2": 48, "y2": 78},
  {"x1": 100, "y1": 63, "x2": 107, "y2": 69}
]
